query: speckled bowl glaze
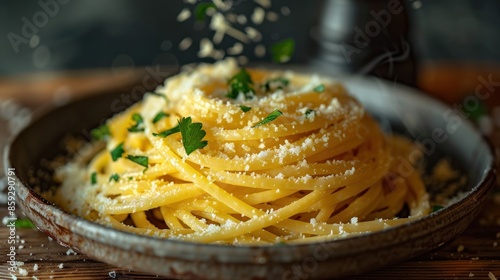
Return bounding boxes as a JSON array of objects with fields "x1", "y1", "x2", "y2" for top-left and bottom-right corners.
[{"x1": 5, "y1": 75, "x2": 496, "y2": 280}]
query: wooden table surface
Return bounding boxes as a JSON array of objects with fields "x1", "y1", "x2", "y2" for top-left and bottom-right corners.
[{"x1": 1, "y1": 64, "x2": 500, "y2": 279}]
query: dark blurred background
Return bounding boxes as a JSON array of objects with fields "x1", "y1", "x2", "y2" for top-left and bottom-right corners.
[
  {"x1": 1, "y1": 0, "x2": 499, "y2": 76},
  {"x1": 1, "y1": 0, "x2": 500, "y2": 135},
  {"x1": 0, "y1": 0, "x2": 320, "y2": 74},
  {"x1": 2, "y1": 0, "x2": 500, "y2": 162}
]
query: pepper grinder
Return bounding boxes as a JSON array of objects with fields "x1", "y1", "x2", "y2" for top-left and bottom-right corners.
[{"x1": 310, "y1": 0, "x2": 416, "y2": 86}]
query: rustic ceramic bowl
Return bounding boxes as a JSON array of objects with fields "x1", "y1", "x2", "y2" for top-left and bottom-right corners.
[{"x1": 5, "y1": 75, "x2": 496, "y2": 280}]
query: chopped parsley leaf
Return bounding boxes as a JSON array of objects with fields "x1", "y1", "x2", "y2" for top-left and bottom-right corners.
[
  {"x1": 126, "y1": 155, "x2": 149, "y2": 168},
  {"x1": 226, "y1": 68, "x2": 255, "y2": 100},
  {"x1": 128, "y1": 113, "x2": 145, "y2": 132},
  {"x1": 110, "y1": 143, "x2": 125, "y2": 161},
  {"x1": 152, "y1": 111, "x2": 170, "y2": 124},
  {"x1": 90, "y1": 172, "x2": 97, "y2": 185},
  {"x1": 90, "y1": 124, "x2": 110, "y2": 141},
  {"x1": 271, "y1": 38, "x2": 295, "y2": 63},
  {"x1": 252, "y1": 110, "x2": 283, "y2": 128},
  {"x1": 15, "y1": 218, "x2": 35, "y2": 229},
  {"x1": 262, "y1": 77, "x2": 289, "y2": 92},
  {"x1": 305, "y1": 109, "x2": 315, "y2": 118},
  {"x1": 432, "y1": 205, "x2": 444, "y2": 213},
  {"x1": 132, "y1": 113, "x2": 142, "y2": 122},
  {"x1": 194, "y1": 3, "x2": 216, "y2": 21},
  {"x1": 153, "y1": 124, "x2": 180, "y2": 138},
  {"x1": 239, "y1": 105, "x2": 252, "y2": 112},
  {"x1": 109, "y1": 173, "x2": 120, "y2": 182},
  {"x1": 152, "y1": 117, "x2": 207, "y2": 155},
  {"x1": 314, "y1": 84, "x2": 325, "y2": 93},
  {"x1": 178, "y1": 117, "x2": 208, "y2": 155},
  {"x1": 461, "y1": 97, "x2": 488, "y2": 122}
]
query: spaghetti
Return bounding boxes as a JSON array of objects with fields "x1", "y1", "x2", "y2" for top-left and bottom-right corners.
[{"x1": 52, "y1": 59, "x2": 430, "y2": 245}]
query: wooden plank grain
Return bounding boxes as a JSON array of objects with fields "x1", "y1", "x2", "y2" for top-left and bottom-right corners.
[
  {"x1": 0, "y1": 226, "x2": 171, "y2": 279},
  {"x1": 351, "y1": 261, "x2": 500, "y2": 280}
]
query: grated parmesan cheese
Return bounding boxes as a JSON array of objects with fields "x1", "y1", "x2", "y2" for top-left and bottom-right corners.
[
  {"x1": 245, "y1": 27, "x2": 262, "y2": 42},
  {"x1": 18, "y1": 267, "x2": 28, "y2": 276},
  {"x1": 177, "y1": 8, "x2": 191, "y2": 22},
  {"x1": 254, "y1": 0, "x2": 271, "y2": 8},
  {"x1": 281, "y1": 6, "x2": 290, "y2": 16},
  {"x1": 266, "y1": 11, "x2": 279, "y2": 21},
  {"x1": 177, "y1": 0, "x2": 290, "y2": 61},
  {"x1": 66, "y1": 248, "x2": 77, "y2": 255},
  {"x1": 251, "y1": 7, "x2": 265, "y2": 24},
  {"x1": 178, "y1": 37, "x2": 193, "y2": 51}
]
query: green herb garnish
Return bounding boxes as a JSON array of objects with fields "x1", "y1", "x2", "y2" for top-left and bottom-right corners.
[
  {"x1": 153, "y1": 124, "x2": 180, "y2": 138},
  {"x1": 252, "y1": 110, "x2": 283, "y2": 128},
  {"x1": 178, "y1": 117, "x2": 208, "y2": 155},
  {"x1": 15, "y1": 218, "x2": 35, "y2": 229},
  {"x1": 271, "y1": 38, "x2": 295, "y2": 63},
  {"x1": 432, "y1": 205, "x2": 444, "y2": 212},
  {"x1": 461, "y1": 97, "x2": 488, "y2": 122},
  {"x1": 239, "y1": 105, "x2": 252, "y2": 113},
  {"x1": 314, "y1": 84, "x2": 325, "y2": 93},
  {"x1": 110, "y1": 143, "x2": 124, "y2": 161},
  {"x1": 152, "y1": 111, "x2": 170, "y2": 124},
  {"x1": 194, "y1": 3, "x2": 217, "y2": 21},
  {"x1": 226, "y1": 68, "x2": 255, "y2": 100},
  {"x1": 126, "y1": 155, "x2": 149, "y2": 168},
  {"x1": 90, "y1": 172, "x2": 97, "y2": 185},
  {"x1": 262, "y1": 78, "x2": 289, "y2": 92},
  {"x1": 109, "y1": 173, "x2": 120, "y2": 182},
  {"x1": 152, "y1": 117, "x2": 207, "y2": 155},
  {"x1": 305, "y1": 109, "x2": 315, "y2": 119},
  {"x1": 128, "y1": 113, "x2": 145, "y2": 132},
  {"x1": 90, "y1": 124, "x2": 110, "y2": 141}
]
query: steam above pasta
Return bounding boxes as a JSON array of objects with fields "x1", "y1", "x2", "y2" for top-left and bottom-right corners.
[{"x1": 52, "y1": 59, "x2": 430, "y2": 245}]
